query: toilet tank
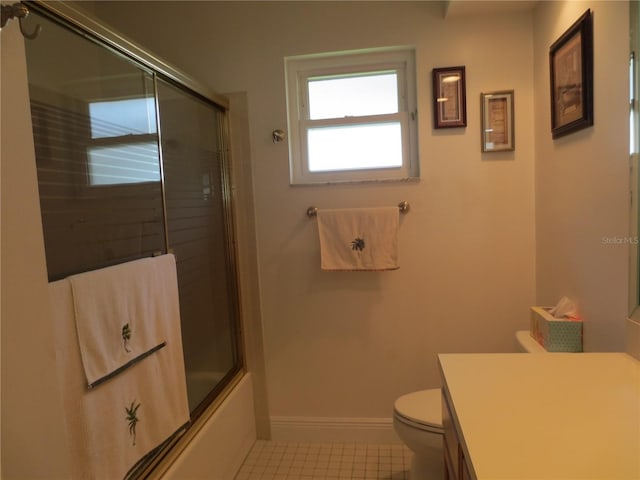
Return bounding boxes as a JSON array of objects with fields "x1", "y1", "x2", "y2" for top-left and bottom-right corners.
[{"x1": 516, "y1": 330, "x2": 547, "y2": 353}]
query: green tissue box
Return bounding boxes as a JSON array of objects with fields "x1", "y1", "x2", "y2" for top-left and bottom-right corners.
[{"x1": 530, "y1": 306, "x2": 583, "y2": 352}]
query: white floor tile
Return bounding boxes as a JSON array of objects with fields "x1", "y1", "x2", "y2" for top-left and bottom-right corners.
[{"x1": 234, "y1": 441, "x2": 411, "y2": 480}]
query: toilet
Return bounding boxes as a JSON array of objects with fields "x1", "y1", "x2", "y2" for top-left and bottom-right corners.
[
  {"x1": 515, "y1": 329, "x2": 547, "y2": 353},
  {"x1": 393, "y1": 388, "x2": 444, "y2": 479},
  {"x1": 393, "y1": 330, "x2": 548, "y2": 478}
]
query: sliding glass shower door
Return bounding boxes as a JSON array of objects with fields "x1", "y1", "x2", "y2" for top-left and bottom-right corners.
[
  {"x1": 156, "y1": 80, "x2": 242, "y2": 414},
  {"x1": 24, "y1": 7, "x2": 243, "y2": 419}
]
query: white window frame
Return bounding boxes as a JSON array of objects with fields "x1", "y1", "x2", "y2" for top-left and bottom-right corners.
[{"x1": 285, "y1": 47, "x2": 419, "y2": 185}]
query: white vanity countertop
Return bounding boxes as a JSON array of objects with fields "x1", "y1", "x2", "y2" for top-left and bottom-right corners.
[{"x1": 438, "y1": 353, "x2": 640, "y2": 480}]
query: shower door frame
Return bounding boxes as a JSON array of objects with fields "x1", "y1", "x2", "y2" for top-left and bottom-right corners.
[{"x1": 25, "y1": 0, "x2": 247, "y2": 475}]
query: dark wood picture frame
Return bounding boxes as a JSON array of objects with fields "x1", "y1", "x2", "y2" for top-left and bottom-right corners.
[
  {"x1": 432, "y1": 66, "x2": 467, "y2": 128},
  {"x1": 549, "y1": 9, "x2": 593, "y2": 139}
]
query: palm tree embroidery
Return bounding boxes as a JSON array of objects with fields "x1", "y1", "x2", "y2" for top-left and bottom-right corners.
[
  {"x1": 125, "y1": 401, "x2": 141, "y2": 446},
  {"x1": 351, "y1": 237, "x2": 365, "y2": 252},
  {"x1": 122, "y1": 323, "x2": 131, "y2": 353}
]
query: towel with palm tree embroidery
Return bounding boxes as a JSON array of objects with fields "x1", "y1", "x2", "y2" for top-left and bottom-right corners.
[
  {"x1": 316, "y1": 207, "x2": 399, "y2": 271},
  {"x1": 49, "y1": 256, "x2": 190, "y2": 480},
  {"x1": 68, "y1": 256, "x2": 172, "y2": 388}
]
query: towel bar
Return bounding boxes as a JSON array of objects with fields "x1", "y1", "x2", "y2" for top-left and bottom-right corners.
[{"x1": 306, "y1": 201, "x2": 409, "y2": 217}]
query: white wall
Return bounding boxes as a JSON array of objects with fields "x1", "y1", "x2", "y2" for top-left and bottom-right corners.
[
  {"x1": 252, "y1": 4, "x2": 536, "y2": 421},
  {"x1": 1, "y1": 21, "x2": 71, "y2": 478},
  {"x1": 86, "y1": 1, "x2": 537, "y2": 427},
  {"x1": 533, "y1": 1, "x2": 630, "y2": 352},
  {"x1": 226, "y1": 91, "x2": 271, "y2": 438}
]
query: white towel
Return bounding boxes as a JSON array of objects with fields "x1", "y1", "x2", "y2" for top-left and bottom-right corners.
[
  {"x1": 316, "y1": 207, "x2": 399, "y2": 271},
  {"x1": 69, "y1": 256, "x2": 173, "y2": 388},
  {"x1": 49, "y1": 255, "x2": 190, "y2": 479}
]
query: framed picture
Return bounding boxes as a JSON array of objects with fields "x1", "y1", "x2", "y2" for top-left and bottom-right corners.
[
  {"x1": 481, "y1": 90, "x2": 515, "y2": 152},
  {"x1": 549, "y1": 9, "x2": 593, "y2": 139},
  {"x1": 432, "y1": 66, "x2": 466, "y2": 128}
]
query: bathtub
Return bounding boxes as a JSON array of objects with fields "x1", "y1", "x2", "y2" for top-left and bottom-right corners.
[{"x1": 159, "y1": 372, "x2": 256, "y2": 479}]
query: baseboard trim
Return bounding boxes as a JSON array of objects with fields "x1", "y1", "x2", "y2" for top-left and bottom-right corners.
[{"x1": 270, "y1": 416, "x2": 401, "y2": 444}]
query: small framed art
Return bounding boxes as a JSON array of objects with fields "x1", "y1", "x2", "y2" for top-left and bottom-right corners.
[
  {"x1": 481, "y1": 90, "x2": 515, "y2": 152},
  {"x1": 549, "y1": 9, "x2": 593, "y2": 139},
  {"x1": 432, "y1": 66, "x2": 466, "y2": 128}
]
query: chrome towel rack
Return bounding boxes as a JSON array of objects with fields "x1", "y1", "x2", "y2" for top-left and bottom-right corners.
[{"x1": 306, "y1": 201, "x2": 410, "y2": 218}]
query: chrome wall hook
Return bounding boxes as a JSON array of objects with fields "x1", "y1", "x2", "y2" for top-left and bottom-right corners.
[{"x1": 1, "y1": 3, "x2": 41, "y2": 39}]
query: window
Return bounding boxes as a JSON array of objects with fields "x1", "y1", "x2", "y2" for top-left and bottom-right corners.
[
  {"x1": 285, "y1": 47, "x2": 419, "y2": 184},
  {"x1": 87, "y1": 97, "x2": 160, "y2": 186}
]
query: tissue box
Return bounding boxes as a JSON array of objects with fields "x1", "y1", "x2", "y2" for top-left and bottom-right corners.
[{"x1": 530, "y1": 306, "x2": 583, "y2": 352}]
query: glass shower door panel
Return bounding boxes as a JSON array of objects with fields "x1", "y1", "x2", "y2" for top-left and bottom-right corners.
[
  {"x1": 24, "y1": 12, "x2": 164, "y2": 280},
  {"x1": 156, "y1": 80, "x2": 240, "y2": 413}
]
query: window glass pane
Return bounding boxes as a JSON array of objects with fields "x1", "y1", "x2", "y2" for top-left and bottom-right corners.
[
  {"x1": 87, "y1": 97, "x2": 159, "y2": 185},
  {"x1": 308, "y1": 72, "x2": 398, "y2": 120},
  {"x1": 87, "y1": 142, "x2": 160, "y2": 185},
  {"x1": 307, "y1": 122, "x2": 402, "y2": 172},
  {"x1": 89, "y1": 98, "x2": 157, "y2": 138}
]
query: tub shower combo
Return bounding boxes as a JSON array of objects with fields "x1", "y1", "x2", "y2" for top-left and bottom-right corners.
[{"x1": 17, "y1": 2, "x2": 244, "y2": 473}]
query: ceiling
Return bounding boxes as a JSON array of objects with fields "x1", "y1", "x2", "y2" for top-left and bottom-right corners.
[{"x1": 444, "y1": 0, "x2": 539, "y2": 18}]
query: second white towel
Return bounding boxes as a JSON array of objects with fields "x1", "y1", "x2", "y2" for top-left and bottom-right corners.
[{"x1": 316, "y1": 207, "x2": 399, "y2": 271}]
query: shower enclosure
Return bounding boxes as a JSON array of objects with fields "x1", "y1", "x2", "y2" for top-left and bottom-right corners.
[{"x1": 23, "y1": 1, "x2": 243, "y2": 437}]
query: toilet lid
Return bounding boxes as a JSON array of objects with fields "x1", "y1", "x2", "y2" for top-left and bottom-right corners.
[{"x1": 394, "y1": 388, "x2": 442, "y2": 429}]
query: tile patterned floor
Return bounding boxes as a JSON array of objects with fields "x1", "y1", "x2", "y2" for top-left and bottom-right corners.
[{"x1": 234, "y1": 441, "x2": 412, "y2": 480}]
